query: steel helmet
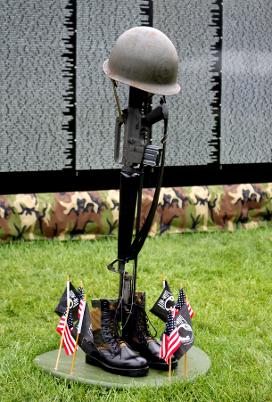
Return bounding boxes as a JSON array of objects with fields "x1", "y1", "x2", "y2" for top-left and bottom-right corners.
[{"x1": 103, "y1": 26, "x2": 180, "y2": 96}]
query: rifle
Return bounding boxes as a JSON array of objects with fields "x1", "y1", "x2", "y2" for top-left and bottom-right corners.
[{"x1": 108, "y1": 82, "x2": 168, "y2": 309}]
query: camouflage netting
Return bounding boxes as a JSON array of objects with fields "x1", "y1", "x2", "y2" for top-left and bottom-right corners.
[{"x1": 0, "y1": 183, "x2": 272, "y2": 241}]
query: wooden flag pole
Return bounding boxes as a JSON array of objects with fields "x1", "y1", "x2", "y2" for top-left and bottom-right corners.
[
  {"x1": 70, "y1": 286, "x2": 86, "y2": 375},
  {"x1": 69, "y1": 332, "x2": 80, "y2": 375},
  {"x1": 54, "y1": 276, "x2": 70, "y2": 371},
  {"x1": 168, "y1": 358, "x2": 172, "y2": 379},
  {"x1": 184, "y1": 351, "x2": 188, "y2": 379}
]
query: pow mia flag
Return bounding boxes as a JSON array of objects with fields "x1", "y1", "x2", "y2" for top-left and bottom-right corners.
[
  {"x1": 55, "y1": 282, "x2": 81, "y2": 318},
  {"x1": 174, "y1": 303, "x2": 194, "y2": 359},
  {"x1": 150, "y1": 280, "x2": 175, "y2": 321},
  {"x1": 55, "y1": 282, "x2": 94, "y2": 353}
]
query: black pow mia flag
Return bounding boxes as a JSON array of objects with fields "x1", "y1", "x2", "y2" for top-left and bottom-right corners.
[
  {"x1": 150, "y1": 281, "x2": 176, "y2": 321},
  {"x1": 54, "y1": 282, "x2": 94, "y2": 353},
  {"x1": 174, "y1": 303, "x2": 194, "y2": 359},
  {"x1": 55, "y1": 282, "x2": 81, "y2": 318},
  {"x1": 74, "y1": 302, "x2": 94, "y2": 354}
]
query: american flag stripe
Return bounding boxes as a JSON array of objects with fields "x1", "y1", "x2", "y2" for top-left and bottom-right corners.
[
  {"x1": 62, "y1": 327, "x2": 77, "y2": 355},
  {"x1": 56, "y1": 315, "x2": 66, "y2": 335},
  {"x1": 159, "y1": 333, "x2": 168, "y2": 359},
  {"x1": 186, "y1": 301, "x2": 195, "y2": 318},
  {"x1": 77, "y1": 299, "x2": 86, "y2": 333},
  {"x1": 56, "y1": 312, "x2": 76, "y2": 355},
  {"x1": 77, "y1": 299, "x2": 85, "y2": 319},
  {"x1": 165, "y1": 328, "x2": 181, "y2": 363}
]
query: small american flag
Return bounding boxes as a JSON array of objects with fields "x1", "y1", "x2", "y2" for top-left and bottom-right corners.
[
  {"x1": 175, "y1": 288, "x2": 195, "y2": 319},
  {"x1": 160, "y1": 310, "x2": 182, "y2": 364},
  {"x1": 56, "y1": 309, "x2": 77, "y2": 355}
]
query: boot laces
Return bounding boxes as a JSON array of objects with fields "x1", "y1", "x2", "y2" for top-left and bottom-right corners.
[
  {"x1": 135, "y1": 305, "x2": 157, "y2": 343},
  {"x1": 102, "y1": 309, "x2": 120, "y2": 354}
]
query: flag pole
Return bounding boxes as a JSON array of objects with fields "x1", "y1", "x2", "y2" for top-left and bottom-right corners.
[
  {"x1": 70, "y1": 332, "x2": 79, "y2": 374},
  {"x1": 168, "y1": 358, "x2": 172, "y2": 378},
  {"x1": 69, "y1": 331, "x2": 80, "y2": 375},
  {"x1": 184, "y1": 351, "x2": 188, "y2": 379},
  {"x1": 54, "y1": 276, "x2": 70, "y2": 371},
  {"x1": 70, "y1": 285, "x2": 86, "y2": 375}
]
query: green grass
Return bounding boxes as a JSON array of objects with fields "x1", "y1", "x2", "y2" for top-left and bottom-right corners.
[{"x1": 0, "y1": 228, "x2": 272, "y2": 401}]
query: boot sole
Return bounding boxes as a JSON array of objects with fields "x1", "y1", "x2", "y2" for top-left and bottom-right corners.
[{"x1": 85, "y1": 354, "x2": 149, "y2": 377}]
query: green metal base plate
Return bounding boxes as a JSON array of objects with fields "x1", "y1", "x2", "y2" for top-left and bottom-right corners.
[{"x1": 34, "y1": 347, "x2": 210, "y2": 388}]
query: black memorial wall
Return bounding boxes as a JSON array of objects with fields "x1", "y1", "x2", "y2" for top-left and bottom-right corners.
[{"x1": 0, "y1": 0, "x2": 271, "y2": 193}]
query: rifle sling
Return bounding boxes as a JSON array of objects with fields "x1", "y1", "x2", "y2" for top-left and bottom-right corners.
[{"x1": 127, "y1": 118, "x2": 167, "y2": 261}]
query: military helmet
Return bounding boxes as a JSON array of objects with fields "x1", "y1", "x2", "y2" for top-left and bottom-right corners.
[{"x1": 103, "y1": 26, "x2": 180, "y2": 96}]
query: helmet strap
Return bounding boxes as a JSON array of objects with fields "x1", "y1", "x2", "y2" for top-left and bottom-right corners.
[{"x1": 111, "y1": 80, "x2": 123, "y2": 121}]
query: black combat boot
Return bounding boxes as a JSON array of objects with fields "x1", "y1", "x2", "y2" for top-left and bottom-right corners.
[
  {"x1": 85, "y1": 299, "x2": 149, "y2": 377},
  {"x1": 122, "y1": 292, "x2": 178, "y2": 371}
]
